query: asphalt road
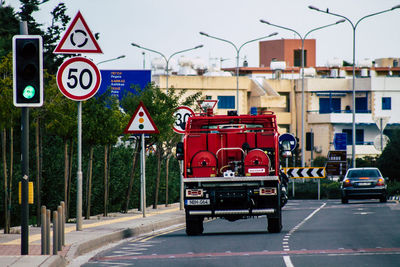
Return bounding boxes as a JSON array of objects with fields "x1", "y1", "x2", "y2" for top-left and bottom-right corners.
[{"x1": 84, "y1": 199, "x2": 400, "y2": 267}]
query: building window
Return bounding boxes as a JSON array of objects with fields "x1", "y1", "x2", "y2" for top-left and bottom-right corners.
[
  {"x1": 356, "y1": 97, "x2": 368, "y2": 113},
  {"x1": 319, "y1": 98, "x2": 341, "y2": 114},
  {"x1": 294, "y1": 50, "x2": 307, "y2": 67},
  {"x1": 342, "y1": 129, "x2": 364, "y2": 145},
  {"x1": 218, "y1": 96, "x2": 235, "y2": 109},
  {"x1": 382, "y1": 97, "x2": 391, "y2": 110}
]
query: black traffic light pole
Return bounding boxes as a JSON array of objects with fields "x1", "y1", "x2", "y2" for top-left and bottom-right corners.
[
  {"x1": 13, "y1": 21, "x2": 43, "y2": 255},
  {"x1": 20, "y1": 21, "x2": 29, "y2": 255}
]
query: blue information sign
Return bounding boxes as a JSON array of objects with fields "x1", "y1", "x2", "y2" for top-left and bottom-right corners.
[
  {"x1": 97, "y1": 70, "x2": 151, "y2": 101},
  {"x1": 279, "y1": 133, "x2": 297, "y2": 151},
  {"x1": 334, "y1": 133, "x2": 347, "y2": 151}
]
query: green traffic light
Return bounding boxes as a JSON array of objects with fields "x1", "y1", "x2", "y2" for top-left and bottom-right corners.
[{"x1": 23, "y1": 85, "x2": 36, "y2": 99}]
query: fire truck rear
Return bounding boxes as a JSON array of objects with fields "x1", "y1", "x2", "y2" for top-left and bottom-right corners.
[{"x1": 176, "y1": 108, "x2": 290, "y2": 235}]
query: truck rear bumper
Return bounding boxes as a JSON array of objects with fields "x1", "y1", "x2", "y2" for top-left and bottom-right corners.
[
  {"x1": 183, "y1": 176, "x2": 279, "y2": 183},
  {"x1": 188, "y1": 208, "x2": 276, "y2": 216}
]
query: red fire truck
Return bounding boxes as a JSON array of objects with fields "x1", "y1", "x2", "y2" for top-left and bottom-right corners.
[{"x1": 176, "y1": 106, "x2": 290, "y2": 235}]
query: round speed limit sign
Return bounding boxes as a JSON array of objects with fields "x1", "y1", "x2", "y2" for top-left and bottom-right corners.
[
  {"x1": 173, "y1": 106, "x2": 195, "y2": 134},
  {"x1": 57, "y1": 57, "x2": 101, "y2": 101}
]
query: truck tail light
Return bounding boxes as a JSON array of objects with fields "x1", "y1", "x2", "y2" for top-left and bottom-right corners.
[
  {"x1": 186, "y1": 189, "x2": 203, "y2": 197},
  {"x1": 259, "y1": 187, "x2": 277, "y2": 196},
  {"x1": 343, "y1": 179, "x2": 352, "y2": 187},
  {"x1": 376, "y1": 178, "x2": 385, "y2": 186}
]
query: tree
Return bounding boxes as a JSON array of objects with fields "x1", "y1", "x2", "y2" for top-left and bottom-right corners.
[
  {"x1": 42, "y1": 71, "x2": 76, "y2": 219},
  {"x1": 0, "y1": 5, "x2": 19, "y2": 58},
  {"x1": 42, "y1": 2, "x2": 71, "y2": 74},
  {"x1": 0, "y1": 52, "x2": 19, "y2": 233},
  {"x1": 82, "y1": 90, "x2": 127, "y2": 218},
  {"x1": 120, "y1": 84, "x2": 201, "y2": 209},
  {"x1": 377, "y1": 129, "x2": 400, "y2": 182}
]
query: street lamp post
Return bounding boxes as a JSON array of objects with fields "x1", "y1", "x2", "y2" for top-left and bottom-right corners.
[
  {"x1": 131, "y1": 43, "x2": 203, "y2": 93},
  {"x1": 309, "y1": 5, "x2": 400, "y2": 168},
  {"x1": 96, "y1": 55, "x2": 126, "y2": 65},
  {"x1": 199, "y1": 31, "x2": 278, "y2": 114},
  {"x1": 260, "y1": 19, "x2": 344, "y2": 167}
]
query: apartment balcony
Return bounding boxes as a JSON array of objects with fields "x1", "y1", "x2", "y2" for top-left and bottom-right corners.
[
  {"x1": 346, "y1": 144, "x2": 381, "y2": 158},
  {"x1": 308, "y1": 110, "x2": 373, "y2": 124}
]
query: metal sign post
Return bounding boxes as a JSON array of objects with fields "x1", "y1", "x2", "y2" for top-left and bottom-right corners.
[
  {"x1": 56, "y1": 59, "x2": 101, "y2": 230},
  {"x1": 124, "y1": 102, "x2": 159, "y2": 217},
  {"x1": 173, "y1": 106, "x2": 195, "y2": 209},
  {"x1": 180, "y1": 135, "x2": 184, "y2": 210},
  {"x1": 76, "y1": 101, "x2": 83, "y2": 230},
  {"x1": 140, "y1": 134, "x2": 146, "y2": 217},
  {"x1": 54, "y1": 11, "x2": 103, "y2": 230}
]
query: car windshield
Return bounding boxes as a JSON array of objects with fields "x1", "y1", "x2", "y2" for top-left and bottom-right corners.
[{"x1": 347, "y1": 169, "x2": 380, "y2": 178}]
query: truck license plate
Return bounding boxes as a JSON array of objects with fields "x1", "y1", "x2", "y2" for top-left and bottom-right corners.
[{"x1": 186, "y1": 199, "x2": 210, "y2": 205}]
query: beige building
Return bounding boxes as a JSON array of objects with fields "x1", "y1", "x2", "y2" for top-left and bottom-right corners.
[
  {"x1": 152, "y1": 64, "x2": 400, "y2": 167},
  {"x1": 153, "y1": 75, "x2": 296, "y2": 135}
]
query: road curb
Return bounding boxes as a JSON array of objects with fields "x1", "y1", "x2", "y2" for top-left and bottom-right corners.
[
  {"x1": 44, "y1": 255, "x2": 67, "y2": 267},
  {"x1": 62, "y1": 213, "x2": 185, "y2": 266}
]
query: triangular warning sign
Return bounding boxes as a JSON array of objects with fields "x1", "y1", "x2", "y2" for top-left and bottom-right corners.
[
  {"x1": 54, "y1": 11, "x2": 102, "y2": 54},
  {"x1": 124, "y1": 102, "x2": 159, "y2": 134}
]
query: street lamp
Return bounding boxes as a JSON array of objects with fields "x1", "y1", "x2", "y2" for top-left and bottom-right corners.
[
  {"x1": 199, "y1": 31, "x2": 278, "y2": 114},
  {"x1": 131, "y1": 43, "x2": 203, "y2": 93},
  {"x1": 97, "y1": 55, "x2": 126, "y2": 65},
  {"x1": 309, "y1": 4, "x2": 400, "y2": 168},
  {"x1": 260, "y1": 19, "x2": 345, "y2": 167}
]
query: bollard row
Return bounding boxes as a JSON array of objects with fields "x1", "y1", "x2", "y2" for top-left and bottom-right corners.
[{"x1": 41, "y1": 201, "x2": 66, "y2": 255}]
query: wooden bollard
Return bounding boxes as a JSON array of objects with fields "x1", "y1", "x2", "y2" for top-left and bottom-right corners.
[
  {"x1": 46, "y1": 209, "x2": 50, "y2": 254},
  {"x1": 41, "y1": 206, "x2": 47, "y2": 255},
  {"x1": 53, "y1": 210, "x2": 58, "y2": 255},
  {"x1": 57, "y1": 206, "x2": 62, "y2": 251},
  {"x1": 61, "y1": 201, "x2": 65, "y2": 246}
]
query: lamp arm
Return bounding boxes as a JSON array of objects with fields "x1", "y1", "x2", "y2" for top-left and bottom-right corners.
[
  {"x1": 168, "y1": 46, "x2": 202, "y2": 62},
  {"x1": 238, "y1": 33, "x2": 278, "y2": 52},
  {"x1": 202, "y1": 34, "x2": 238, "y2": 52},
  {"x1": 304, "y1": 21, "x2": 343, "y2": 39},
  {"x1": 354, "y1": 8, "x2": 395, "y2": 29},
  {"x1": 261, "y1": 22, "x2": 302, "y2": 39}
]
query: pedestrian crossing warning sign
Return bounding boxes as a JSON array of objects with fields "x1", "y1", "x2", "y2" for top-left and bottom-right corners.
[{"x1": 124, "y1": 101, "x2": 159, "y2": 134}]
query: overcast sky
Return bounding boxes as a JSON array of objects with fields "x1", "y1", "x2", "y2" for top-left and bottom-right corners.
[{"x1": 6, "y1": 0, "x2": 400, "y2": 71}]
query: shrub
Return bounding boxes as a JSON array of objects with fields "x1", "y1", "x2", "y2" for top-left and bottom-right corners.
[{"x1": 287, "y1": 179, "x2": 340, "y2": 199}]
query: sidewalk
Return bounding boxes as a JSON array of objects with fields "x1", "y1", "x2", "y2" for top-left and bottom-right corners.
[{"x1": 0, "y1": 203, "x2": 185, "y2": 267}]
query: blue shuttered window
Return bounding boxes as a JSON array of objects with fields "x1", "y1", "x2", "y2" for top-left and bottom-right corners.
[
  {"x1": 218, "y1": 96, "x2": 235, "y2": 109},
  {"x1": 382, "y1": 97, "x2": 391, "y2": 110}
]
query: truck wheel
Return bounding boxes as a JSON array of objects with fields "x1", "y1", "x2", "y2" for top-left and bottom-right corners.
[
  {"x1": 186, "y1": 215, "x2": 203, "y2": 236},
  {"x1": 268, "y1": 211, "x2": 282, "y2": 233}
]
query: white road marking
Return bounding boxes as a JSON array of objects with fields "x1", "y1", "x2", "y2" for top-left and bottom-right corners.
[
  {"x1": 282, "y1": 202, "x2": 326, "y2": 267},
  {"x1": 283, "y1": 256, "x2": 294, "y2": 267}
]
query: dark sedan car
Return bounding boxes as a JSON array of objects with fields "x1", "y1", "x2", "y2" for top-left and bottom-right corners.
[{"x1": 341, "y1": 167, "x2": 387, "y2": 204}]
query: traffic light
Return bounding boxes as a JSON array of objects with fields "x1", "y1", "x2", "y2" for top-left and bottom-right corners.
[
  {"x1": 13, "y1": 35, "x2": 43, "y2": 107},
  {"x1": 306, "y1": 132, "x2": 314, "y2": 151}
]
